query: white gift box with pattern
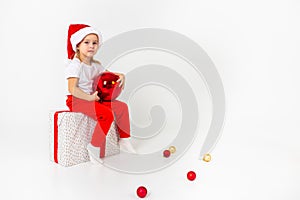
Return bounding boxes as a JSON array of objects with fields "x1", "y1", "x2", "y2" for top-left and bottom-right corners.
[{"x1": 49, "y1": 111, "x2": 120, "y2": 167}]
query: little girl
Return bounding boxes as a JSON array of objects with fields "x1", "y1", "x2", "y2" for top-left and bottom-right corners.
[{"x1": 65, "y1": 24, "x2": 135, "y2": 163}]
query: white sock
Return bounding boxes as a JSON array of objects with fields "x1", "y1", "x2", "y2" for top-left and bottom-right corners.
[
  {"x1": 87, "y1": 143, "x2": 103, "y2": 164},
  {"x1": 119, "y1": 138, "x2": 136, "y2": 153}
]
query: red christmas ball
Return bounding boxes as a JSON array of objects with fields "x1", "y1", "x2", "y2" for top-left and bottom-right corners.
[
  {"x1": 163, "y1": 150, "x2": 171, "y2": 158},
  {"x1": 187, "y1": 171, "x2": 196, "y2": 181},
  {"x1": 95, "y1": 72, "x2": 122, "y2": 101},
  {"x1": 136, "y1": 186, "x2": 147, "y2": 198}
]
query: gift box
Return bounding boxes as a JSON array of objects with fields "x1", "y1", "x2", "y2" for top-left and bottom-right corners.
[{"x1": 49, "y1": 111, "x2": 120, "y2": 167}]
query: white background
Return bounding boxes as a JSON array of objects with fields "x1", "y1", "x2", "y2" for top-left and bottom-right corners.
[{"x1": 0, "y1": 0, "x2": 299, "y2": 199}]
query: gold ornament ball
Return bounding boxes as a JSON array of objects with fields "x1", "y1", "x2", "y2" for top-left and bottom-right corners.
[
  {"x1": 169, "y1": 146, "x2": 176, "y2": 154},
  {"x1": 203, "y1": 154, "x2": 211, "y2": 162}
]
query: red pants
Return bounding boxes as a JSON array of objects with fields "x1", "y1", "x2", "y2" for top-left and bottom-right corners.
[{"x1": 66, "y1": 95, "x2": 130, "y2": 147}]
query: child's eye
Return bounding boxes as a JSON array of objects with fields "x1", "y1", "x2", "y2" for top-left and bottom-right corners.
[
  {"x1": 84, "y1": 41, "x2": 89, "y2": 44},
  {"x1": 93, "y1": 42, "x2": 98, "y2": 45}
]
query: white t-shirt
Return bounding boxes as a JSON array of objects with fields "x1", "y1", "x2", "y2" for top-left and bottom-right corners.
[{"x1": 65, "y1": 58, "x2": 105, "y2": 95}]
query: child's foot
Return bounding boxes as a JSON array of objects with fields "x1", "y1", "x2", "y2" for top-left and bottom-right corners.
[
  {"x1": 119, "y1": 138, "x2": 136, "y2": 154},
  {"x1": 87, "y1": 143, "x2": 103, "y2": 164}
]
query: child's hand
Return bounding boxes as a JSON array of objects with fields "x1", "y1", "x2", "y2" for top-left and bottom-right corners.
[
  {"x1": 115, "y1": 73, "x2": 125, "y2": 89},
  {"x1": 90, "y1": 91, "x2": 100, "y2": 101}
]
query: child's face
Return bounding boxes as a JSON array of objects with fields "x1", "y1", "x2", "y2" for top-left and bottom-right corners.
[{"x1": 77, "y1": 34, "x2": 99, "y2": 59}]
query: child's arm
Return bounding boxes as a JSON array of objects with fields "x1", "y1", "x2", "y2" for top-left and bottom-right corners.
[
  {"x1": 114, "y1": 72, "x2": 125, "y2": 89},
  {"x1": 68, "y1": 77, "x2": 100, "y2": 101}
]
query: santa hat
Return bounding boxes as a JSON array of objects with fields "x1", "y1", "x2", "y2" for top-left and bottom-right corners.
[{"x1": 67, "y1": 24, "x2": 102, "y2": 59}]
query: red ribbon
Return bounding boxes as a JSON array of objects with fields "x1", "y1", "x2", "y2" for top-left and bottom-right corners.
[{"x1": 53, "y1": 111, "x2": 70, "y2": 163}]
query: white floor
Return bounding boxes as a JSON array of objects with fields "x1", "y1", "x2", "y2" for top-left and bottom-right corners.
[{"x1": 0, "y1": 111, "x2": 299, "y2": 200}]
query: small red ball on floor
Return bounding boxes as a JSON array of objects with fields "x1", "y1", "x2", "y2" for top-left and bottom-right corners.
[
  {"x1": 163, "y1": 150, "x2": 171, "y2": 158},
  {"x1": 187, "y1": 171, "x2": 196, "y2": 181},
  {"x1": 136, "y1": 186, "x2": 147, "y2": 198}
]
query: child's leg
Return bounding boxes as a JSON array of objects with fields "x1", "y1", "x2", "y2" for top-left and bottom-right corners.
[
  {"x1": 102, "y1": 100, "x2": 130, "y2": 138},
  {"x1": 102, "y1": 100, "x2": 136, "y2": 153},
  {"x1": 66, "y1": 95, "x2": 114, "y2": 147}
]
